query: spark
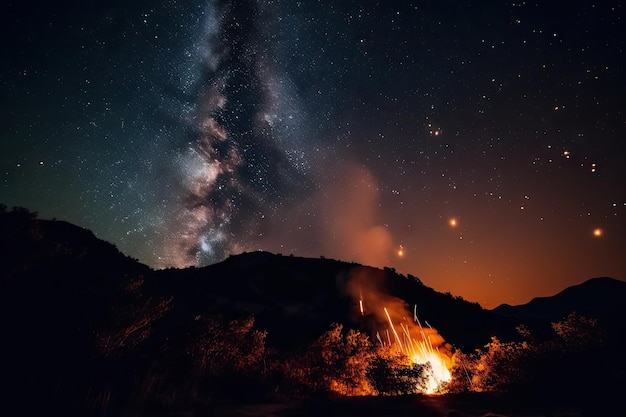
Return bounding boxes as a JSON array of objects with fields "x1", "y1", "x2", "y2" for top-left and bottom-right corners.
[
  {"x1": 593, "y1": 228, "x2": 603, "y2": 237},
  {"x1": 449, "y1": 218, "x2": 458, "y2": 227},
  {"x1": 384, "y1": 307, "x2": 403, "y2": 349},
  {"x1": 359, "y1": 290, "x2": 364, "y2": 315}
]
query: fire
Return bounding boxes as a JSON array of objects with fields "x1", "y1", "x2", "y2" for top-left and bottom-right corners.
[
  {"x1": 345, "y1": 267, "x2": 454, "y2": 395},
  {"x1": 381, "y1": 306, "x2": 452, "y2": 393}
]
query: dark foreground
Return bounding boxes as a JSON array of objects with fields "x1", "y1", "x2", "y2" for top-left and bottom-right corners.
[{"x1": 124, "y1": 393, "x2": 621, "y2": 417}]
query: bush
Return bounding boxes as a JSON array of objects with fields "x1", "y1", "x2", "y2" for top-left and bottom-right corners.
[{"x1": 449, "y1": 312, "x2": 607, "y2": 395}]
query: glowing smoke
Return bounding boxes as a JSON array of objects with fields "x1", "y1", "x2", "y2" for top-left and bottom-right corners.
[{"x1": 322, "y1": 163, "x2": 395, "y2": 268}]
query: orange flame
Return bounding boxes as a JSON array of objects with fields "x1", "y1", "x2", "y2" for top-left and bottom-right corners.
[
  {"x1": 381, "y1": 305, "x2": 452, "y2": 393},
  {"x1": 345, "y1": 267, "x2": 453, "y2": 394}
]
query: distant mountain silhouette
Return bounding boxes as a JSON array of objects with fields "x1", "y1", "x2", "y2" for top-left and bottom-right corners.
[
  {"x1": 493, "y1": 277, "x2": 626, "y2": 320},
  {"x1": 493, "y1": 277, "x2": 626, "y2": 345}
]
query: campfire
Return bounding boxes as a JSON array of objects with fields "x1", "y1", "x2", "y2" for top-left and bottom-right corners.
[
  {"x1": 347, "y1": 268, "x2": 454, "y2": 394},
  {"x1": 357, "y1": 299, "x2": 453, "y2": 394}
]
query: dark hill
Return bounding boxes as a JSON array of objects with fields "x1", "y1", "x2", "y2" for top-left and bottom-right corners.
[
  {"x1": 0, "y1": 206, "x2": 151, "y2": 414},
  {"x1": 0, "y1": 205, "x2": 149, "y2": 278},
  {"x1": 493, "y1": 277, "x2": 626, "y2": 344},
  {"x1": 493, "y1": 277, "x2": 626, "y2": 320},
  {"x1": 148, "y1": 252, "x2": 519, "y2": 351}
]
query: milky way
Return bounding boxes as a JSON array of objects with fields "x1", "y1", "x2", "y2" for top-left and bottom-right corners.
[{"x1": 159, "y1": 0, "x2": 310, "y2": 267}]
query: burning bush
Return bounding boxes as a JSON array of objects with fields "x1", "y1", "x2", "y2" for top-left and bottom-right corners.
[
  {"x1": 279, "y1": 323, "x2": 376, "y2": 396},
  {"x1": 279, "y1": 323, "x2": 442, "y2": 397},
  {"x1": 345, "y1": 267, "x2": 454, "y2": 393},
  {"x1": 448, "y1": 312, "x2": 607, "y2": 395},
  {"x1": 367, "y1": 346, "x2": 432, "y2": 395},
  {"x1": 469, "y1": 336, "x2": 534, "y2": 393}
]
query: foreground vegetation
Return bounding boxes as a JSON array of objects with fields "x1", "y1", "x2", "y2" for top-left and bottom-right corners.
[{"x1": 78, "y1": 270, "x2": 617, "y2": 412}]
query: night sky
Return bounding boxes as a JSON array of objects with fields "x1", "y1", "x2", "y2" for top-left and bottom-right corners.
[{"x1": 2, "y1": 0, "x2": 624, "y2": 308}]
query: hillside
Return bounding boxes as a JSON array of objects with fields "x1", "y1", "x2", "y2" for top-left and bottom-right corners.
[
  {"x1": 0, "y1": 205, "x2": 149, "y2": 278},
  {"x1": 148, "y1": 251, "x2": 519, "y2": 351},
  {"x1": 2, "y1": 205, "x2": 624, "y2": 414},
  {"x1": 0, "y1": 205, "x2": 519, "y2": 351}
]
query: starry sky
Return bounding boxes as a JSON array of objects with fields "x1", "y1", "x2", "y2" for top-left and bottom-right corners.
[{"x1": 2, "y1": 0, "x2": 625, "y2": 308}]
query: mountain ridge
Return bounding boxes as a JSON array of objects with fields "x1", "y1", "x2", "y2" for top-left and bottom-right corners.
[
  {"x1": 147, "y1": 250, "x2": 515, "y2": 350},
  {"x1": 492, "y1": 276, "x2": 626, "y2": 319}
]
